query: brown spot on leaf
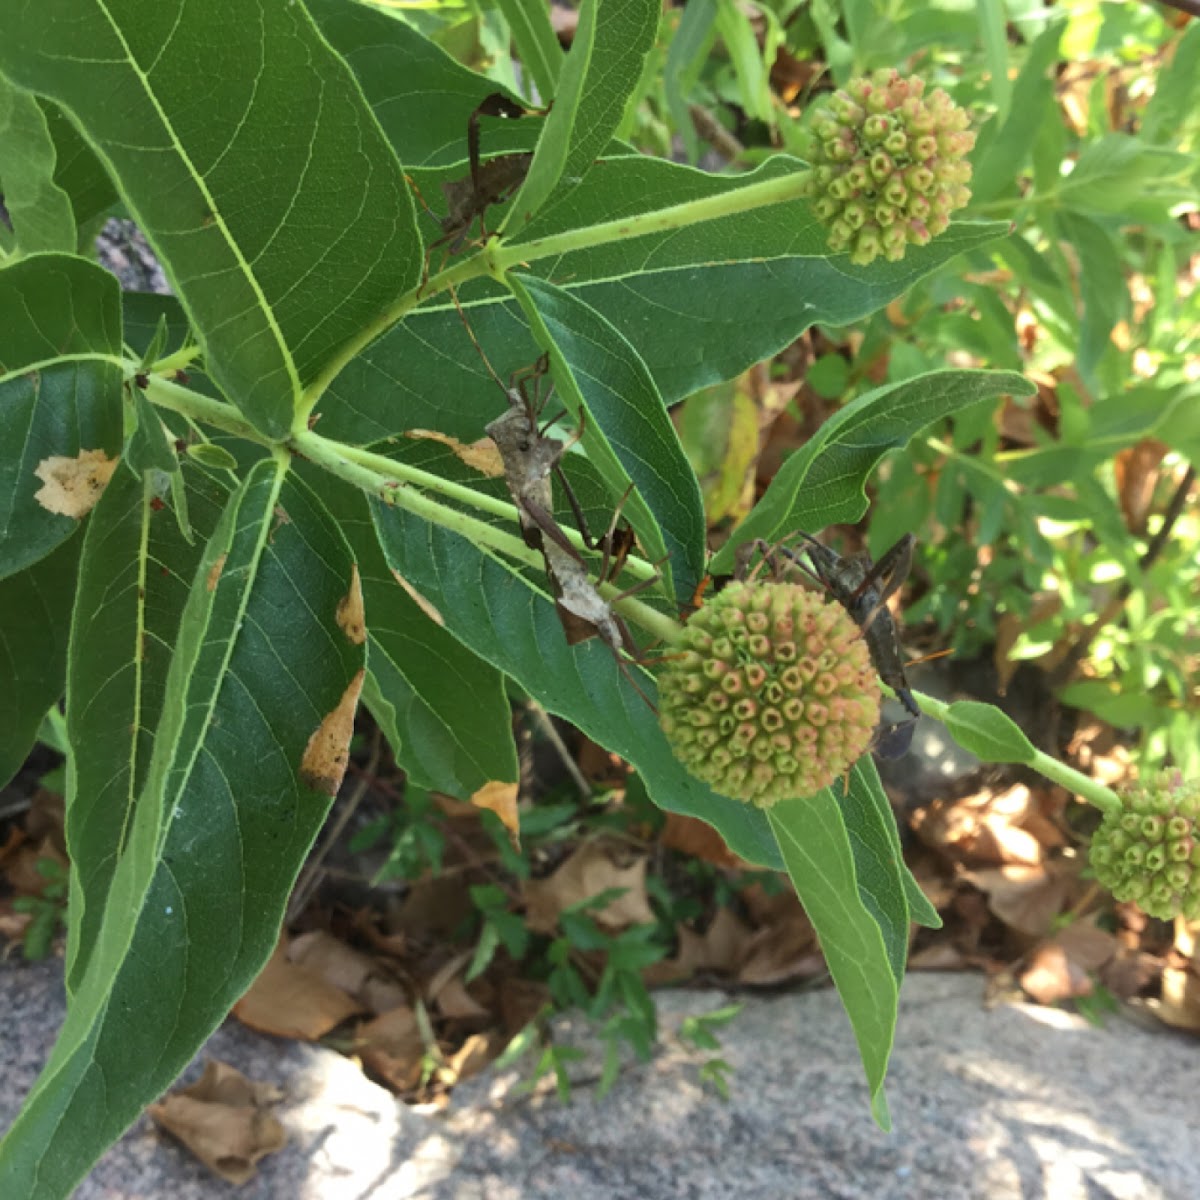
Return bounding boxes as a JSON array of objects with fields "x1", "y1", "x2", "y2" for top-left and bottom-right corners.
[
  {"x1": 300, "y1": 669, "x2": 365, "y2": 796},
  {"x1": 404, "y1": 428, "x2": 505, "y2": 477},
  {"x1": 390, "y1": 570, "x2": 444, "y2": 626},
  {"x1": 471, "y1": 780, "x2": 520, "y2": 847},
  {"x1": 33, "y1": 449, "x2": 118, "y2": 518},
  {"x1": 336, "y1": 565, "x2": 366, "y2": 645},
  {"x1": 207, "y1": 553, "x2": 227, "y2": 592}
]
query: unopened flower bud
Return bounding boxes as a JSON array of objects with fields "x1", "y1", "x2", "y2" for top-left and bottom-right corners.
[{"x1": 801, "y1": 69, "x2": 976, "y2": 266}]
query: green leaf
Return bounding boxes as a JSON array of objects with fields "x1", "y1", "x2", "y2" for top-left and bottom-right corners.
[
  {"x1": 769, "y1": 788, "x2": 896, "y2": 1129},
  {"x1": 369, "y1": 499, "x2": 782, "y2": 870},
  {"x1": 60, "y1": 462, "x2": 230, "y2": 993},
  {"x1": 309, "y1": 470, "x2": 518, "y2": 798},
  {"x1": 305, "y1": 0, "x2": 534, "y2": 170},
  {"x1": 710, "y1": 369, "x2": 1034, "y2": 573},
  {"x1": 0, "y1": 253, "x2": 124, "y2": 580},
  {"x1": 502, "y1": 0, "x2": 660, "y2": 233},
  {"x1": 495, "y1": 0, "x2": 563, "y2": 103},
  {"x1": 0, "y1": 0, "x2": 421, "y2": 439},
  {"x1": 845, "y1": 756, "x2": 941, "y2": 931},
  {"x1": 39, "y1": 100, "x2": 118, "y2": 243},
  {"x1": 0, "y1": 460, "x2": 365, "y2": 1197},
  {"x1": 945, "y1": 701, "x2": 1038, "y2": 764},
  {"x1": 318, "y1": 155, "x2": 1009, "y2": 446},
  {"x1": 1055, "y1": 134, "x2": 1195, "y2": 219},
  {"x1": 511, "y1": 274, "x2": 708, "y2": 605},
  {"x1": 0, "y1": 75, "x2": 76, "y2": 255},
  {"x1": 1141, "y1": 21, "x2": 1200, "y2": 147},
  {"x1": 969, "y1": 23, "x2": 1061, "y2": 207},
  {"x1": 663, "y1": 0, "x2": 718, "y2": 163},
  {"x1": 124, "y1": 386, "x2": 179, "y2": 476},
  {"x1": 0, "y1": 535, "x2": 79, "y2": 788},
  {"x1": 1055, "y1": 211, "x2": 1125, "y2": 390}
]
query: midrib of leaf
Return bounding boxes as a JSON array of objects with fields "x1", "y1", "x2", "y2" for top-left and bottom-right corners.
[
  {"x1": 37, "y1": 459, "x2": 288, "y2": 1089},
  {"x1": 146, "y1": 461, "x2": 288, "y2": 858},
  {"x1": 91, "y1": 0, "x2": 300, "y2": 404},
  {"x1": 0, "y1": 352, "x2": 126, "y2": 384}
]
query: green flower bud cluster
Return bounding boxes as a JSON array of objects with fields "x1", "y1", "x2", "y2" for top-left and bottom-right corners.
[
  {"x1": 1089, "y1": 771, "x2": 1200, "y2": 921},
  {"x1": 657, "y1": 581, "x2": 881, "y2": 807},
  {"x1": 802, "y1": 69, "x2": 975, "y2": 266}
]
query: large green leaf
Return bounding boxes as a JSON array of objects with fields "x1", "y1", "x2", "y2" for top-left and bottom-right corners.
[
  {"x1": 0, "y1": 460, "x2": 364, "y2": 1197},
  {"x1": 310, "y1": 470, "x2": 518, "y2": 798},
  {"x1": 511, "y1": 274, "x2": 708, "y2": 606},
  {"x1": 495, "y1": 0, "x2": 563, "y2": 103},
  {"x1": 317, "y1": 154, "x2": 1008, "y2": 445},
  {"x1": 709, "y1": 369, "x2": 1034, "y2": 573},
  {"x1": 0, "y1": 75, "x2": 75, "y2": 255},
  {"x1": 40, "y1": 101, "x2": 119, "y2": 242},
  {"x1": 61, "y1": 461, "x2": 231, "y2": 993},
  {"x1": 0, "y1": 0, "x2": 421, "y2": 439},
  {"x1": 502, "y1": 0, "x2": 659, "y2": 233},
  {"x1": 305, "y1": 0, "x2": 534, "y2": 170},
  {"x1": 769, "y1": 781, "x2": 899, "y2": 1130},
  {"x1": 370, "y1": 499, "x2": 783, "y2": 870},
  {"x1": 0, "y1": 534, "x2": 79, "y2": 788},
  {"x1": 0, "y1": 253, "x2": 123, "y2": 579}
]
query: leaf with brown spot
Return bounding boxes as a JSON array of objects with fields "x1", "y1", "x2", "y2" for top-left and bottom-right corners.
[
  {"x1": 336, "y1": 563, "x2": 366, "y2": 644},
  {"x1": 148, "y1": 1061, "x2": 286, "y2": 1185},
  {"x1": 206, "y1": 552, "x2": 226, "y2": 592},
  {"x1": 300, "y1": 668, "x2": 365, "y2": 795},
  {"x1": 471, "y1": 779, "x2": 520, "y2": 846},
  {"x1": 391, "y1": 569, "x2": 445, "y2": 625},
  {"x1": 33, "y1": 449, "x2": 118, "y2": 518},
  {"x1": 405, "y1": 428, "x2": 505, "y2": 477}
]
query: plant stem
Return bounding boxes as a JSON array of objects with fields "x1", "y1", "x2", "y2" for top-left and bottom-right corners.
[
  {"x1": 488, "y1": 165, "x2": 814, "y2": 274},
  {"x1": 902, "y1": 687, "x2": 1123, "y2": 815},
  {"x1": 143, "y1": 373, "x2": 264, "y2": 442}
]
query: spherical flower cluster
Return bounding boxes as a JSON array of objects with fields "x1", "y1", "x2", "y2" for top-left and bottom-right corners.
[
  {"x1": 802, "y1": 69, "x2": 976, "y2": 266},
  {"x1": 1090, "y1": 771, "x2": 1200, "y2": 921},
  {"x1": 658, "y1": 581, "x2": 881, "y2": 807}
]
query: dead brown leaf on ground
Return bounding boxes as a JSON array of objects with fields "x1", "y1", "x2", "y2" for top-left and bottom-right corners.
[
  {"x1": 233, "y1": 940, "x2": 365, "y2": 1039},
  {"x1": 471, "y1": 779, "x2": 520, "y2": 846},
  {"x1": 660, "y1": 812, "x2": 745, "y2": 869},
  {"x1": 1159, "y1": 921, "x2": 1200, "y2": 1031},
  {"x1": 289, "y1": 929, "x2": 407, "y2": 1014},
  {"x1": 149, "y1": 1060, "x2": 285, "y2": 1185},
  {"x1": 1019, "y1": 917, "x2": 1118, "y2": 1005},
  {"x1": 645, "y1": 907, "x2": 753, "y2": 986},
  {"x1": 962, "y1": 859, "x2": 1082, "y2": 937},
  {"x1": 425, "y1": 950, "x2": 490, "y2": 1021},
  {"x1": 355, "y1": 1004, "x2": 425, "y2": 1093},
  {"x1": 522, "y1": 840, "x2": 653, "y2": 933},
  {"x1": 913, "y1": 784, "x2": 1064, "y2": 866}
]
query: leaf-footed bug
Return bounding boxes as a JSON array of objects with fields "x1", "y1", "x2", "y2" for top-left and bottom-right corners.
[{"x1": 738, "y1": 533, "x2": 923, "y2": 759}]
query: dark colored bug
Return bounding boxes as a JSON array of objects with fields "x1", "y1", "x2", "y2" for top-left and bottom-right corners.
[{"x1": 788, "y1": 532, "x2": 920, "y2": 758}]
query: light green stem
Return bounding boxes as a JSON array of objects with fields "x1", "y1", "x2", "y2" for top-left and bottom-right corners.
[
  {"x1": 901, "y1": 687, "x2": 1123, "y2": 816},
  {"x1": 143, "y1": 373, "x2": 263, "y2": 442},
  {"x1": 295, "y1": 428, "x2": 682, "y2": 644},
  {"x1": 488, "y1": 166, "x2": 814, "y2": 275}
]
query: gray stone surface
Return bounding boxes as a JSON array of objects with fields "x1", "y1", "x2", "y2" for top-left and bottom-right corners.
[{"x1": 2, "y1": 957, "x2": 1196, "y2": 1199}]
